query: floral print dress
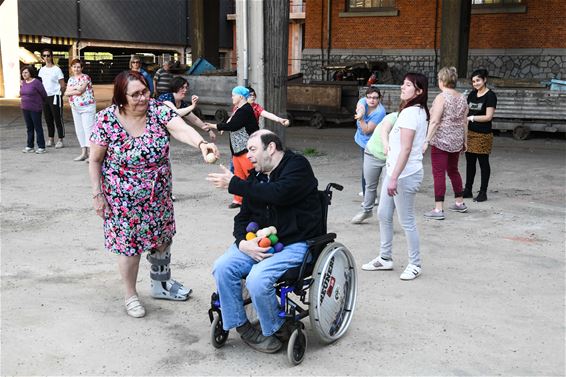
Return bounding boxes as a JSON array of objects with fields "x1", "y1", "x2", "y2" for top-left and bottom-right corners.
[
  {"x1": 67, "y1": 74, "x2": 95, "y2": 108},
  {"x1": 90, "y1": 99, "x2": 178, "y2": 256}
]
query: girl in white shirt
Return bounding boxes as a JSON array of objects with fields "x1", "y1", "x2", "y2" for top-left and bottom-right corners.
[{"x1": 361, "y1": 73, "x2": 429, "y2": 280}]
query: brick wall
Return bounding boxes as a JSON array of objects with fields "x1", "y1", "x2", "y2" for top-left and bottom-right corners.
[
  {"x1": 302, "y1": 0, "x2": 565, "y2": 83},
  {"x1": 305, "y1": 0, "x2": 440, "y2": 50},
  {"x1": 305, "y1": 0, "x2": 566, "y2": 50}
]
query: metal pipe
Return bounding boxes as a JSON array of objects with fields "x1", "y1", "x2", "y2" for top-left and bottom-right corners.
[
  {"x1": 326, "y1": 0, "x2": 332, "y2": 81},
  {"x1": 184, "y1": 0, "x2": 189, "y2": 64},
  {"x1": 76, "y1": 0, "x2": 81, "y2": 58},
  {"x1": 242, "y1": 0, "x2": 249, "y2": 87}
]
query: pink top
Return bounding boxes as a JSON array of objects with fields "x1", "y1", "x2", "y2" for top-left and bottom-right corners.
[
  {"x1": 430, "y1": 92, "x2": 468, "y2": 153},
  {"x1": 68, "y1": 74, "x2": 95, "y2": 107}
]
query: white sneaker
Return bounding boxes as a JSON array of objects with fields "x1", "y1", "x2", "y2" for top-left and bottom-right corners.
[
  {"x1": 125, "y1": 295, "x2": 146, "y2": 318},
  {"x1": 361, "y1": 256, "x2": 393, "y2": 271},
  {"x1": 351, "y1": 211, "x2": 373, "y2": 224},
  {"x1": 35, "y1": 148, "x2": 46, "y2": 154},
  {"x1": 400, "y1": 264, "x2": 421, "y2": 280},
  {"x1": 55, "y1": 140, "x2": 64, "y2": 149},
  {"x1": 22, "y1": 147, "x2": 34, "y2": 153}
]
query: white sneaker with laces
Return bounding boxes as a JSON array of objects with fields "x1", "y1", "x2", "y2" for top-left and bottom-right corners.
[
  {"x1": 361, "y1": 256, "x2": 393, "y2": 271},
  {"x1": 400, "y1": 264, "x2": 421, "y2": 280},
  {"x1": 55, "y1": 140, "x2": 64, "y2": 149}
]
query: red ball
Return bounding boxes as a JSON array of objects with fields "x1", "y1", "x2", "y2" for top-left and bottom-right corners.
[{"x1": 259, "y1": 237, "x2": 271, "y2": 248}]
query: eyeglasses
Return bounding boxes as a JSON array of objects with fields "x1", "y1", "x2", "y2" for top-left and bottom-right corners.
[
  {"x1": 126, "y1": 89, "x2": 150, "y2": 101},
  {"x1": 42, "y1": 54, "x2": 51, "y2": 58},
  {"x1": 131, "y1": 61, "x2": 141, "y2": 64},
  {"x1": 366, "y1": 95, "x2": 381, "y2": 100}
]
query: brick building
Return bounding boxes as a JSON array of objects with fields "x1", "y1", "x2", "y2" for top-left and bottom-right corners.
[{"x1": 301, "y1": 0, "x2": 566, "y2": 83}]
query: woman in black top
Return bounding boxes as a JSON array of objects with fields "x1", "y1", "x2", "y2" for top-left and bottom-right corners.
[
  {"x1": 464, "y1": 69, "x2": 497, "y2": 202},
  {"x1": 206, "y1": 86, "x2": 259, "y2": 208}
]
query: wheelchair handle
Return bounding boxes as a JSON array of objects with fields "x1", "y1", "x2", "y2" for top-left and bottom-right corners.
[{"x1": 325, "y1": 183, "x2": 344, "y2": 192}]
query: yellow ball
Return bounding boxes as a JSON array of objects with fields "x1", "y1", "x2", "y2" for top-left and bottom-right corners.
[{"x1": 245, "y1": 232, "x2": 256, "y2": 241}]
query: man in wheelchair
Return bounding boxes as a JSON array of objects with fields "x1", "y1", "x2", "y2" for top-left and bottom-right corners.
[{"x1": 207, "y1": 130, "x2": 323, "y2": 353}]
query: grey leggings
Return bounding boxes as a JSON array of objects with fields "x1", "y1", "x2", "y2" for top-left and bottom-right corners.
[
  {"x1": 378, "y1": 169, "x2": 424, "y2": 266},
  {"x1": 361, "y1": 150, "x2": 386, "y2": 212}
]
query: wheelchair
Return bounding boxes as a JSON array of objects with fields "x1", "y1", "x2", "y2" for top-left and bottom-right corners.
[{"x1": 208, "y1": 183, "x2": 358, "y2": 365}]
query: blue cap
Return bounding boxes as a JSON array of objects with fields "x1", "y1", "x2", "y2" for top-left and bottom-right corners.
[{"x1": 232, "y1": 86, "x2": 250, "y2": 99}]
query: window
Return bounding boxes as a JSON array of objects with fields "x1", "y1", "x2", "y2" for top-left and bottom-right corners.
[
  {"x1": 472, "y1": 0, "x2": 523, "y2": 4},
  {"x1": 347, "y1": 0, "x2": 396, "y2": 12},
  {"x1": 472, "y1": 0, "x2": 526, "y2": 14}
]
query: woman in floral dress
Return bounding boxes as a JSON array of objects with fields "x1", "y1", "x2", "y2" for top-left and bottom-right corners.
[
  {"x1": 65, "y1": 59, "x2": 96, "y2": 161},
  {"x1": 88, "y1": 71, "x2": 219, "y2": 318}
]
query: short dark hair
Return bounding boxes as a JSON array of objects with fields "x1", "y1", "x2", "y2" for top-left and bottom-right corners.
[
  {"x1": 246, "y1": 86, "x2": 256, "y2": 96},
  {"x1": 471, "y1": 68, "x2": 489, "y2": 81},
  {"x1": 112, "y1": 70, "x2": 149, "y2": 108},
  {"x1": 40, "y1": 48, "x2": 53, "y2": 56},
  {"x1": 21, "y1": 65, "x2": 38, "y2": 78},
  {"x1": 170, "y1": 76, "x2": 188, "y2": 93},
  {"x1": 365, "y1": 86, "x2": 382, "y2": 98},
  {"x1": 259, "y1": 131, "x2": 284, "y2": 151}
]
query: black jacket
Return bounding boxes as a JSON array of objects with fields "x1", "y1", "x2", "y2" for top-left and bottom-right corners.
[{"x1": 228, "y1": 150, "x2": 323, "y2": 247}]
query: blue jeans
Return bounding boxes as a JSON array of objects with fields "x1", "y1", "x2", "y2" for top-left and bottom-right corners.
[
  {"x1": 212, "y1": 241, "x2": 308, "y2": 336},
  {"x1": 378, "y1": 169, "x2": 423, "y2": 266},
  {"x1": 22, "y1": 110, "x2": 45, "y2": 149}
]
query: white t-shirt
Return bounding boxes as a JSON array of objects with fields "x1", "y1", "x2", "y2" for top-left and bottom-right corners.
[
  {"x1": 38, "y1": 65, "x2": 64, "y2": 96},
  {"x1": 386, "y1": 105, "x2": 428, "y2": 178}
]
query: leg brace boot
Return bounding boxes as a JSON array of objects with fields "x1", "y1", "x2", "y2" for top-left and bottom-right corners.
[{"x1": 147, "y1": 244, "x2": 192, "y2": 301}]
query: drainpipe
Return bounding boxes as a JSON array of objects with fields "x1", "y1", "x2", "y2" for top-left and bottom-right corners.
[
  {"x1": 76, "y1": 0, "x2": 81, "y2": 58},
  {"x1": 433, "y1": 0, "x2": 438, "y2": 84},
  {"x1": 242, "y1": 0, "x2": 249, "y2": 87},
  {"x1": 326, "y1": 0, "x2": 332, "y2": 81},
  {"x1": 185, "y1": 0, "x2": 189, "y2": 64}
]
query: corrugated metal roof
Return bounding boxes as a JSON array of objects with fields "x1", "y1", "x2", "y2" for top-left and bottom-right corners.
[{"x1": 18, "y1": 0, "x2": 234, "y2": 48}]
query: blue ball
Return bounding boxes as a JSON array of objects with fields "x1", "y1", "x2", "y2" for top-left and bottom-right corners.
[
  {"x1": 267, "y1": 247, "x2": 275, "y2": 254},
  {"x1": 246, "y1": 222, "x2": 259, "y2": 233},
  {"x1": 273, "y1": 242, "x2": 284, "y2": 253}
]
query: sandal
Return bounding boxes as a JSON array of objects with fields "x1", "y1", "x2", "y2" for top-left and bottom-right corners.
[{"x1": 125, "y1": 295, "x2": 146, "y2": 318}]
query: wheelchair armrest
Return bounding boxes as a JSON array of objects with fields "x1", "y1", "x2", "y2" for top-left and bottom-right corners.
[
  {"x1": 295, "y1": 233, "x2": 336, "y2": 285},
  {"x1": 306, "y1": 233, "x2": 336, "y2": 247}
]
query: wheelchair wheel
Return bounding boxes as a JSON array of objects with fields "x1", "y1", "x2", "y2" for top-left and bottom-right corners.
[
  {"x1": 287, "y1": 328, "x2": 307, "y2": 365},
  {"x1": 309, "y1": 242, "x2": 358, "y2": 344},
  {"x1": 210, "y1": 313, "x2": 229, "y2": 348}
]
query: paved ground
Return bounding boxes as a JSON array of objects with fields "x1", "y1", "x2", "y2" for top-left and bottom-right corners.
[{"x1": 1, "y1": 90, "x2": 565, "y2": 376}]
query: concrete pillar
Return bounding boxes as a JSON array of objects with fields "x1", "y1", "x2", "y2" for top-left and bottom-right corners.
[
  {"x1": 0, "y1": 0, "x2": 20, "y2": 98},
  {"x1": 440, "y1": 0, "x2": 471, "y2": 77},
  {"x1": 236, "y1": 0, "x2": 265, "y2": 126},
  {"x1": 236, "y1": 0, "x2": 288, "y2": 140}
]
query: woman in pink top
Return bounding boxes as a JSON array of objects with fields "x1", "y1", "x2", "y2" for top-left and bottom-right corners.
[
  {"x1": 65, "y1": 58, "x2": 96, "y2": 161},
  {"x1": 422, "y1": 67, "x2": 469, "y2": 220}
]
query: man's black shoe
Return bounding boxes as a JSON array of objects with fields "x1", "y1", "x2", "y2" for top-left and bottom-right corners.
[
  {"x1": 237, "y1": 321, "x2": 282, "y2": 353},
  {"x1": 274, "y1": 320, "x2": 295, "y2": 342},
  {"x1": 462, "y1": 188, "x2": 473, "y2": 198},
  {"x1": 228, "y1": 203, "x2": 241, "y2": 209}
]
